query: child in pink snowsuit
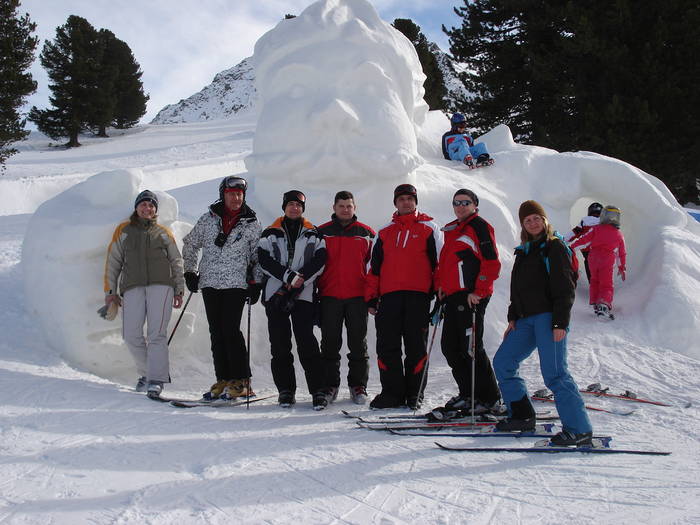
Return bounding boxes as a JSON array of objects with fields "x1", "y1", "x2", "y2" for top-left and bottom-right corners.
[{"x1": 570, "y1": 206, "x2": 626, "y2": 318}]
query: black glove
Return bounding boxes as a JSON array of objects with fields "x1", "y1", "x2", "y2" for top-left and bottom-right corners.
[
  {"x1": 429, "y1": 297, "x2": 444, "y2": 326},
  {"x1": 248, "y1": 283, "x2": 262, "y2": 305},
  {"x1": 184, "y1": 272, "x2": 199, "y2": 293}
]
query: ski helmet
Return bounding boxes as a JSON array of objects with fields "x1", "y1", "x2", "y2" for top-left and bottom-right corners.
[
  {"x1": 450, "y1": 113, "x2": 467, "y2": 127},
  {"x1": 599, "y1": 205, "x2": 621, "y2": 227},
  {"x1": 587, "y1": 202, "x2": 603, "y2": 217},
  {"x1": 219, "y1": 176, "x2": 247, "y2": 200}
]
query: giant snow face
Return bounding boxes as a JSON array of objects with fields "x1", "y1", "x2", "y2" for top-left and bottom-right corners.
[{"x1": 245, "y1": 0, "x2": 427, "y2": 194}]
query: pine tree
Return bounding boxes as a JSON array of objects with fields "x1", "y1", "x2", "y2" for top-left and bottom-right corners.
[
  {"x1": 392, "y1": 18, "x2": 447, "y2": 110},
  {"x1": 106, "y1": 32, "x2": 148, "y2": 129},
  {"x1": 0, "y1": 0, "x2": 38, "y2": 168},
  {"x1": 446, "y1": 0, "x2": 699, "y2": 203},
  {"x1": 28, "y1": 15, "x2": 103, "y2": 147}
]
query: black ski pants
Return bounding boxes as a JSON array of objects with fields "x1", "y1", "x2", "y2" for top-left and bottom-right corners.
[
  {"x1": 374, "y1": 291, "x2": 430, "y2": 401},
  {"x1": 265, "y1": 299, "x2": 324, "y2": 395},
  {"x1": 440, "y1": 291, "x2": 500, "y2": 404},
  {"x1": 320, "y1": 296, "x2": 369, "y2": 389},
  {"x1": 201, "y1": 287, "x2": 250, "y2": 381}
]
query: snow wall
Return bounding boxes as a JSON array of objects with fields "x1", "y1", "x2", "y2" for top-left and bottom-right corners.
[{"x1": 21, "y1": 0, "x2": 700, "y2": 386}]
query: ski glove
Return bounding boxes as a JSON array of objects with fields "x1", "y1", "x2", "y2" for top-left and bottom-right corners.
[
  {"x1": 184, "y1": 272, "x2": 200, "y2": 293},
  {"x1": 248, "y1": 283, "x2": 262, "y2": 305},
  {"x1": 618, "y1": 266, "x2": 626, "y2": 281}
]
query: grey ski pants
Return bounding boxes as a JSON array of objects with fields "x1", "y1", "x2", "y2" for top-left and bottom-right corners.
[{"x1": 122, "y1": 284, "x2": 173, "y2": 382}]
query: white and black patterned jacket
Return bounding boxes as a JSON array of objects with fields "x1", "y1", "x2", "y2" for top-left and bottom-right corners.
[
  {"x1": 183, "y1": 201, "x2": 263, "y2": 290},
  {"x1": 257, "y1": 217, "x2": 326, "y2": 303}
]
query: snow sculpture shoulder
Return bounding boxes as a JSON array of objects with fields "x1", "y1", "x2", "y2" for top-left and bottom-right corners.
[{"x1": 244, "y1": 0, "x2": 428, "y2": 187}]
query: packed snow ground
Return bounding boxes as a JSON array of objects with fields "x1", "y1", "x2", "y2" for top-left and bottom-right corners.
[{"x1": 2, "y1": 114, "x2": 700, "y2": 524}]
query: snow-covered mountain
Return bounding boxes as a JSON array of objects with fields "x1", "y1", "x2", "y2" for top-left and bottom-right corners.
[
  {"x1": 150, "y1": 57, "x2": 256, "y2": 124},
  {"x1": 430, "y1": 42, "x2": 470, "y2": 109},
  {"x1": 149, "y1": 46, "x2": 465, "y2": 125}
]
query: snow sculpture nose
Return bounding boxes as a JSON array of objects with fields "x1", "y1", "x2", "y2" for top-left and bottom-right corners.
[{"x1": 311, "y1": 98, "x2": 360, "y2": 133}]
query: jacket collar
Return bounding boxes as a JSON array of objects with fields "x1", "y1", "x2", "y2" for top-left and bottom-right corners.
[
  {"x1": 268, "y1": 216, "x2": 315, "y2": 231},
  {"x1": 209, "y1": 201, "x2": 257, "y2": 220},
  {"x1": 331, "y1": 213, "x2": 357, "y2": 229}
]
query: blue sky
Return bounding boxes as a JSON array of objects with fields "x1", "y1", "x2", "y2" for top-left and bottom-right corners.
[{"x1": 19, "y1": 0, "x2": 463, "y2": 123}]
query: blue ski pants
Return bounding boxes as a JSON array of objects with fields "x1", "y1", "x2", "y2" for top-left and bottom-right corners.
[
  {"x1": 493, "y1": 312, "x2": 592, "y2": 434},
  {"x1": 448, "y1": 138, "x2": 488, "y2": 163}
]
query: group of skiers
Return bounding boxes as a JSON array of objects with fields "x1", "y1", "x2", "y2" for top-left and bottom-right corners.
[{"x1": 103, "y1": 172, "x2": 627, "y2": 448}]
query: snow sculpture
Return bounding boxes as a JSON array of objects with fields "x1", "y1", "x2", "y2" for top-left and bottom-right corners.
[{"x1": 245, "y1": 0, "x2": 428, "y2": 220}]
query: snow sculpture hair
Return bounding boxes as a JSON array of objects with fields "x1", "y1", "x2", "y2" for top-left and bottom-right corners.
[{"x1": 245, "y1": 0, "x2": 428, "y2": 185}]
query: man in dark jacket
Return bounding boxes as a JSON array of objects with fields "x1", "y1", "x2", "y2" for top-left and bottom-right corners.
[
  {"x1": 258, "y1": 190, "x2": 328, "y2": 410},
  {"x1": 365, "y1": 184, "x2": 442, "y2": 409},
  {"x1": 317, "y1": 191, "x2": 375, "y2": 405}
]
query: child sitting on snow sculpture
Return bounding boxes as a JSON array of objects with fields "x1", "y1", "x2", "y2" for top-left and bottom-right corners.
[
  {"x1": 564, "y1": 202, "x2": 603, "y2": 282},
  {"x1": 569, "y1": 205, "x2": 627, "y2": 320},
  {"x1": 441, "y1": 113, "x2": 493, "y2": 169}
]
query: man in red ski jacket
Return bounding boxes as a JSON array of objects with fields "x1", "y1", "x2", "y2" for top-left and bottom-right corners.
[
  {"x1": 365, "y1": 183, "x2": 442, "y2": 409},
  {"x1": 433, "y1": 189, "x2": 502, "y2": 416},
  {"x1": 317, "y1": 191, "x2": 375, "y2": 405}
]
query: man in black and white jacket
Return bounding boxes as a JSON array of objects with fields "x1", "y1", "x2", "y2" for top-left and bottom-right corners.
[{"x1": 258, "y1": 190, "x2": 328, "y2": 410}]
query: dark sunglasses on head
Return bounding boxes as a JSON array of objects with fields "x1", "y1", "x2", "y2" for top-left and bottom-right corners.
[{"x1": 452, "y1": 199, "x2": 473, "y2": 207}]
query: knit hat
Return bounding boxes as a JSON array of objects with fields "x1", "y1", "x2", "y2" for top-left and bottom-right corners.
[
  {"x1": 518, "y1": 200, "x2": 547, "y2": 224},
  {"x1": 393, "y1": 183, "x2": 418, "y2": 204},
  {"x1": 453, "y1": 188, "x2": 478, "y2": 207},
  {"x1": 134, "y1": 190, "x2": 158, "y2": 210},
  {"x1": 282, "y1": 190, "x2": 306, "y2": 211}
]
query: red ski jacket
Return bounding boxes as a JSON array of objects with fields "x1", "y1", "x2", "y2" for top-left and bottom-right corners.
[
  {"x1": 434, "y1": 213, "x2": 501, "y2": 298},
  {"x1": 365, "y1": 210, "x2": 441, "y2": 304},
  {"x1": 317, "y1": 215, "x2": 375, "y2": 299},
  {"x1": 570, "y1": 223, "x2": 627, "y2": 268}
]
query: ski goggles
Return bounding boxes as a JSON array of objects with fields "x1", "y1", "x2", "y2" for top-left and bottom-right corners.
[
  {"x1": 223, "y1": 176, "x2": 247, "y2": 191},
  {"x1": 452, "y1": 199, "x2": 473, "y2": 207}
]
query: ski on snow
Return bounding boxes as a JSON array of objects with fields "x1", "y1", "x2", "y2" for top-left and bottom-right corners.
[
  {"x1": 531, "y1": 395, "x2": 636, "y2": 416},
  {"x1": 341, "y1": 409, "x2": 557, "y2": 425},
  {"x1": 390, "y1": 426, "x2": 613, "y2": 440},
  {"x1": 435, "y1": 439, "x2": 670, "y2": 456},
  {"x1": 356, "y1": 418, "x2": 557, "y2": 431},
  {"x1": 580, "y1": 383, "x2": 690, "y2": 408},
  {"x1": 147, "y1": 393, "x2": 276, "y2": 408}
]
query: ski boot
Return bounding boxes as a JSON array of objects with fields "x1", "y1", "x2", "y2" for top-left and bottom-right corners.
[
  {"x1": 464, "y1": 155, "x2": 476, "y2": 169},
  {"x1": 349, "y1": 385, "x2": 368, "y2": 405},
  {"x1": 135, "y1": 376, "x2": 147, "y2": 393},
  {"x1": 146, "y1": 381, "x2": 163, "y2": 399},
  {"x1": 549, "y1": 430, "x2": 593, "y2": 447},
  {"x1": 202, "y1": 379, "x2": 228, "y2": 401},
  {"x1": 278, "y1": 390, "x2": 296, "y2": 408},
  {"x1": 476, "y1": 153, "x2": 494, "y2": 167},
  {"x1": 312, "y1": 392, "x2": 328, "y2": 411}
]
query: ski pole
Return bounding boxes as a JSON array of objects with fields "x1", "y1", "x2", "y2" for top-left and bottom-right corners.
[
  {"x1": 167, "y1": 291, "x2": 193, "y2": 345},
  {"x1": 470, "y1": 308, "x2": 477, "y2": 427},
  {"x1": 416, "y1": 303, "x2": 444, "y2": 413},
  {"x1": 246, "y1": 294, "x2": 252, "y2": 410}
]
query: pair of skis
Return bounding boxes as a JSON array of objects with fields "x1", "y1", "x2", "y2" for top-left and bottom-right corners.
[{"x1": 147, "y1": 393, "x2": 276, "y2": 408}]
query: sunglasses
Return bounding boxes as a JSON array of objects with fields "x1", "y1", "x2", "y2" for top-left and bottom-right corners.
[{"x1": 452, "y1": 199, "x2": 473, "y2": 207}]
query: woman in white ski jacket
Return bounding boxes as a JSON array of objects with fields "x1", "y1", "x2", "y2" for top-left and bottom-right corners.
[
  {"x1": 103, "y1": 190, "x2": 185, "y2": 397},
  {"x1": 182, "y1": 176, "x2": 263, "y2": 401}
]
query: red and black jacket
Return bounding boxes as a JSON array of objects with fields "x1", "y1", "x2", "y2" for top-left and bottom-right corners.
[
  {"x1": 317, "y1": 215, "x2": 375, "y2": 300},
  {"x1": 365, "y1": 210, "x2": 441, "y2": 306},
  {"x1": 434, "y1": 212, "x2": 500, "y2": 298}
]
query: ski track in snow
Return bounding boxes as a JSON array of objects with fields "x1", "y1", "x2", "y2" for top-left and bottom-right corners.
[{"x1": 2, "y1": 119, "x2": 700, "y2": 523}]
